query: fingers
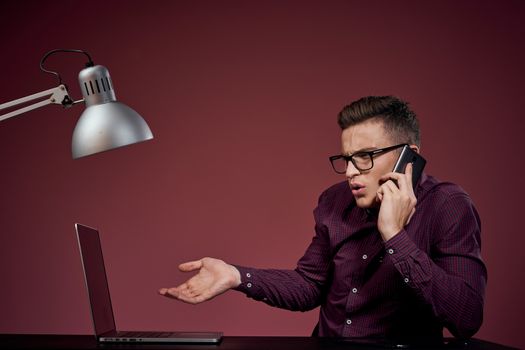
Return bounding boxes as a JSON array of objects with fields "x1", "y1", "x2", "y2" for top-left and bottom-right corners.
[
  {"x1": 380, "y1": 164, "x2": 414, "y2": 194},
  {"x1": 376, "y1": 178, "x2": 395, "y2": 203},
  {"x1": 179, "y1": 259, "x2": 203, "y2": 272},
  {"x1": 375, "y1": 190, "x2": 383, "y2": 203},
  {"x1": 158, "y1": 287, "x2": 179, "y2": 299},
  {"x1": 158, "y1": 285, "x2": 185, "y2": 298},
  {"x1": 405, "y1": 162, "x2": 413, "y2": 180},
  {"x1": 158, "y1": 282, "x2": 209, "y2": 305},
  {"x1": 160, "y1": 257, "x2": 230, "y2": 305},
  {"x1": 379, "y1": 176, "x2": 416, "y2": 208},
  {"x1": 159, "y1": 258, "x2": 213, "y2": 304},
  {"x1": 400, "y1": 162, "x2": 414, "y2": 191}
]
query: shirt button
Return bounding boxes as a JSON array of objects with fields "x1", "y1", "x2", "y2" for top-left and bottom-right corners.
[
  {"x1": 404, "y1": 278, "x2": 409, "y2": 283},
  {"x1": 362, "y1": 254, "x2": 368, "y2": 260},
  {"x1": 247, "y1": 283, "x2": 252, "y2": 288},
  {"x1": 352, "y1": 288, "x2": 358, "y2": 294},
  {"x1": 346, "y1": 319, "x2": 352, "y2": 325},
  {"x1": 246, "y1": 273, "x2": 251, "y2": 278},
  {"x1": 388, "y1": 248, "x2": 394, "y2": 255}
]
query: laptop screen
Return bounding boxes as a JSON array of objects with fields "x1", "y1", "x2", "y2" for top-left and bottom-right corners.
[{"x1": 75, "y1": 223, "x2": 117, "y2": 337}]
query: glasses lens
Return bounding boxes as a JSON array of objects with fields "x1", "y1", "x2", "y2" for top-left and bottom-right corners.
[
  {"x1": 331, "y1": 157, "x2": 348, "y2": 174},
  {"x1": 352, "y1": 152, "x2": 373, "y2": 171}
]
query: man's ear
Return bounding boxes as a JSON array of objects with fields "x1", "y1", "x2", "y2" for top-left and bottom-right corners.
[{"x1": 409, "y1": 145, "x2": 420, "y2": 154}]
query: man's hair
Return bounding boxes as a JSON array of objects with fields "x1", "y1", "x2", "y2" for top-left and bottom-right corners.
[{"x1": 337, "y1": 96, "x2": 421, "y2": 147}]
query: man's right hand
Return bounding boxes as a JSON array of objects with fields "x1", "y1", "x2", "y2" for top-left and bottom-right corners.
[{"x1": 158, "y1": 257, "x2": 241, "y2": 304}]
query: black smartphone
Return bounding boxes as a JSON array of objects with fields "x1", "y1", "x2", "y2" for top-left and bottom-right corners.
[{"x1": 392, "y1": 145, "x2": 426, "y2": 189}]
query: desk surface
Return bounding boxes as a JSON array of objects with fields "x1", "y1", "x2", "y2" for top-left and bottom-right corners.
[{"x1": 0, "y1": 334, "x2": 517, "y2": 350}]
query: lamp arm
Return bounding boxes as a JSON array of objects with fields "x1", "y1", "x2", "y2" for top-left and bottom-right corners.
[{"x1": 0, "y1": 85, "x2": 79, "y2": 122}]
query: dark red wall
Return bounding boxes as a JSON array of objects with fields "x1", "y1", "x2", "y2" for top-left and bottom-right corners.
[{"x1": 1, "y1": 1, "x2": 523, "y2": 348}]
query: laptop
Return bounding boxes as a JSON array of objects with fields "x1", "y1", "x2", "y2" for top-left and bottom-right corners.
[{"x1": 74, "y1": 223, "x2": 223, "y2": 344}]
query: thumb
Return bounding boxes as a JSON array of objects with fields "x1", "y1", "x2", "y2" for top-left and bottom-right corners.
[{"x1": 179, "y1": 259, "x2": 203, "y2": 272}]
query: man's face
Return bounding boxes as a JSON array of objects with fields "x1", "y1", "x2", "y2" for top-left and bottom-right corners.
[{"x1": 341, "y1": 119, "x2": 400, "y2": 208}]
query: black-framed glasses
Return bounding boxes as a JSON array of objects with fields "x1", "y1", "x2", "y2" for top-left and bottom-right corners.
[{"x1": 329, "y1": 143, "x2": 407, "y2": 174}]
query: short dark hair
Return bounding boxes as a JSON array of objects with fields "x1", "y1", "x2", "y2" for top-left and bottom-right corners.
[{"x1": 337, "y1": 96, "x2": 421, "y2": 147}]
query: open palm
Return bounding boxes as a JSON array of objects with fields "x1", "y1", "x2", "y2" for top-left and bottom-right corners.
[{"x1": 159, "y1": 257, "x2": 240, "y2": 304}]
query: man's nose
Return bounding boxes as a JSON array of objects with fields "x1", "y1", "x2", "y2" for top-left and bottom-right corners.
[{"x1": 345, "y1": 161, "x2": 360, "y2": 179}]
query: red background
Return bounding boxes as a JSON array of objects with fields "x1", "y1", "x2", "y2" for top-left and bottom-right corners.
[{"x1": 0, "y1": 1, "x2": 523, "y2": 348}]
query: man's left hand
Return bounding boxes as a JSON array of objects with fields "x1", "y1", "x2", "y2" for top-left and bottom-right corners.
[{"x1": 376, "y1": 163, "x2": 417, "y2": 241}]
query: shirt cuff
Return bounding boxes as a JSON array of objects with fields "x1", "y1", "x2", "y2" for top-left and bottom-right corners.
[
  {"x1": 231, "y1": 265, "x2": 265, "y2": 299},
  {"x1": 383, "y1": 230, "x2": 422, "y2": 285},
  {"x1": 383, "y1": 229, "x2": 418, "y2": 264}
]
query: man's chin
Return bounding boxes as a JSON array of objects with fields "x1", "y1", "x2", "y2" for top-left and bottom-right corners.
[{"x1": 354, "y1": 196, "x2": 374, "y2": 209}]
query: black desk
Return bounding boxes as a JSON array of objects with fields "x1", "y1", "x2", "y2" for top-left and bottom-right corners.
[{"x1": 0, "y1": 335, "x2": 517, "y2": 350}]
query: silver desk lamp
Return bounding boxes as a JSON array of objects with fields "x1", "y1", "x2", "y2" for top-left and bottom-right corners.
[{"x1": 0, "y1": 49, "x2": 154, "y2": 159}]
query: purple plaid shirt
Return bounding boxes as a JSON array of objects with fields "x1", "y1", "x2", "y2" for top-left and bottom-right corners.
[{"x1": 234, "y1": 174, "x2": 487, "y2": 340}]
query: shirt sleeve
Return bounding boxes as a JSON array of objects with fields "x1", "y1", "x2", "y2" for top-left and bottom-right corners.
[
  {"x1": 384, "y1": 193, "x2": 487, "y2": 339},
  {"x1": 232, "y1": 265, "x2": 322, "y2": 311},
  {"x1": 232, "y1": 190, "x2": 334, "y2": 312}
]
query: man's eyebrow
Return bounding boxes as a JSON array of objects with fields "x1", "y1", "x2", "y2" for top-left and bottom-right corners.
[{"x1": 343, "y1": 147, "x2": 378, "y2": 156}]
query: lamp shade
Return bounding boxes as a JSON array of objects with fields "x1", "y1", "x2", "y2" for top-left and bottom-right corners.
[
  {"x1": 71, "y1": 65, "x2": 153, "y2": 159},
  {"x1": 72, "y1": 102, "x2": 153, "y2": 159}
]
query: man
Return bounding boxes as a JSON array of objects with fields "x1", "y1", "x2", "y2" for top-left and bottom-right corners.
[{"x1": 159, "y1": 96, "x2": 487, "y2": 342}]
